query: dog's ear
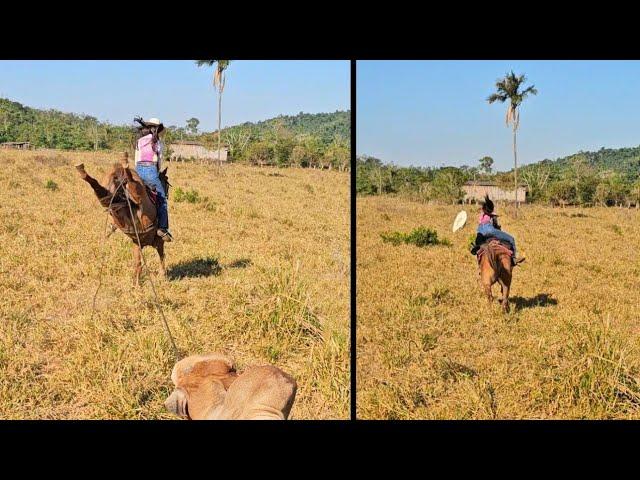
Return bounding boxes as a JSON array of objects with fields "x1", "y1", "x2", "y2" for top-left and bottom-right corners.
[{"x1": 164, "y1": 388, "x2": 189, "y2": 419}]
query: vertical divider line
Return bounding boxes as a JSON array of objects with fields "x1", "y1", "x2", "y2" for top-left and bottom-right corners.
[{"x1": 350, "y1": 58, "x2": 357, "y2": 421}]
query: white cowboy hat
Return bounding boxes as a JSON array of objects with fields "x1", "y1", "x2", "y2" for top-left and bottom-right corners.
[
  {"x1": 146, "y1": 117, "x2": 163, "y2": 126},
  {"x1": 452, "y1": 210, "x2": 468, "y2": 232}
]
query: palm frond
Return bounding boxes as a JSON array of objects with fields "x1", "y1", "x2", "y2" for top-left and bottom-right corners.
[
  {"x1": 488, "y1": 71, "x2": 537, "y2": 129},
  {"x1": 487, "y1": 93, "x2": 508, "y2": 104}
]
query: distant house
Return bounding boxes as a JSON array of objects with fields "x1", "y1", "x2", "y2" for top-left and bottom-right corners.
[
  {"x1": 1, "y1": 141, "x2": 32, "y2": 150},
  {"x1": 463, "y1": 181, "x2": 527, "y2": 203},
  {"x1": 169, "y1": 141, "x2": 228, "y2": 162}
]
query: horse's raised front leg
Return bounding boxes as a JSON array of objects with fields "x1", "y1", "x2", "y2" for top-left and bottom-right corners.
[
  {"x1": 132, "y1": 244, "x2": 143, "y2": 287},
  {"x1": 75, "y1": 163, "x2": 113, "y2": 207}
]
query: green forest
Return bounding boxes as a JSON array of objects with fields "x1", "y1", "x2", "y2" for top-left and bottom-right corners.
[
  {"x1": 0, "y1": 98, "x2": 350, "y2": 170},
  {"x1": 357, "y1": 148, "x2": 640, "y2": 207}
]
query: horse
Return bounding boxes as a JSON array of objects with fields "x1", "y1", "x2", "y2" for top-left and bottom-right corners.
[
  {"x1": 477, "y1": 239, "x2": 514, "y2": 313},
  {"x1": 75, "y1": 152, "x2": 170, "y2": 286}
]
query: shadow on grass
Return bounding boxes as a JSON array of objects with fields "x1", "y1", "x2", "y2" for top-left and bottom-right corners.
[
  {"x1": 167, "y1": 257, "x2": 222, "y2": 280},
  {"x1": 226, "y1": 258, "x2": 252, "y2": 269},
  {"x1": 510, "y1": 293, "x2": 558, "y2": 310}
]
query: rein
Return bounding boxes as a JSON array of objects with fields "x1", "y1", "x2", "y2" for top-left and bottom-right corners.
[{"x1": 100, "y1": 178, "x2": 157, "y2": 237}]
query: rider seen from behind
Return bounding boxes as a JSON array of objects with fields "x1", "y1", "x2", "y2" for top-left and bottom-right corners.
[
  {"x1": 470, "y1": 195, "x2": 524, "y2": 266},
  {"x1": 133, "y1": 116, "x2": 173, "y2": 242}
]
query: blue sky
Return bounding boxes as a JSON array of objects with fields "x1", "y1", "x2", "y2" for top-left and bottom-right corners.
[
  {"x1": 357, "y1": 60, "x2": 640, "y2": 171},
  {"x1": 0, "y1": 60, "x2": 350, "y2": 131}
]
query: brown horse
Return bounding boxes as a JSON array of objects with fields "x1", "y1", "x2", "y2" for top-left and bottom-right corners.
[
  {"x1": 75, "y1": 152, "x2": 169, "y2": 286},
  {"x1": 477, "y1": 239, "x2": 514, "y2": 313}
]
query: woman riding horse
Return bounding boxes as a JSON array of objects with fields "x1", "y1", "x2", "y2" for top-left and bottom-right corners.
[
  {"x1": 471, "y1": 195, "x2": 524, "y2": 266},
  {"x1": 134, "y1": 116, "x2": 173, "y2": 242}
]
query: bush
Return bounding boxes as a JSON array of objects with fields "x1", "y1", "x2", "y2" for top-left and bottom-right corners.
[
  {"x1": 45, "y1": 179, "x2": 58, "y2": 191},
  {"x1": 173, "y1": 187, "x2": 201, "y2": 203},
  {"x1": 381, "y1": 227, "x2": 451, "y2": 247}
]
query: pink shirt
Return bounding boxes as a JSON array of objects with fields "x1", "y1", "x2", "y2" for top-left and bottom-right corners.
[
  {"x1": 479, "y1": 212, "x2": 494, "y2": 225},
  {"x1": 137, "y1": 134, "x2": 156, "y2": 163}
]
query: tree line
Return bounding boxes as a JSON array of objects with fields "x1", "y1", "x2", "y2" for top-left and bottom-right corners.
[
  {"x1": 0, "y1": 98, "x2": 350, "y2": 170},
  {"x1": 356, "y1": 150, "x2": 640, "y2": 207}
]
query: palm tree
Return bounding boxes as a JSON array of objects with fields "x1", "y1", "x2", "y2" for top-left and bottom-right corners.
[
  {"x1": 487, "y1": 71, "x2": 537, "y2": 217},
  {"x1": 196, "y1": 60, "x2": 231, "y2": 168}
]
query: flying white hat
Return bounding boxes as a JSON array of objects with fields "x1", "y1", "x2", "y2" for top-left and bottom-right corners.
[{"x1": 452, "y1": 210, "x2": 468, "y2": 232}]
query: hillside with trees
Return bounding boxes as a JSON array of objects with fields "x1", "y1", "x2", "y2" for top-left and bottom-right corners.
[
  {"x1": 357, "y1": 147, "x2": 640, "y2": 207},
  {"x1": 0, "y1": 98, "x2": 350, "y2": 170}
]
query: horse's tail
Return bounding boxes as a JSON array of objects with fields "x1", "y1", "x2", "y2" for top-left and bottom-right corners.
[{"x1": 486, "y1": 243, "x2": 504, "y2": 278}]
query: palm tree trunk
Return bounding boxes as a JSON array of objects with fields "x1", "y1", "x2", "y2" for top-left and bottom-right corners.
[
  {"x1": 513, "y1": 124, "x2": 518, "y2": 218},
  {"x1": 217, "y1": 86, "x2": 222, "y2": 170}
]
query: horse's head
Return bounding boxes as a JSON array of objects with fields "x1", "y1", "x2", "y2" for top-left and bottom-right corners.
[{"x1": 104, "y1": 164, "x2": 130, "y2": 204}]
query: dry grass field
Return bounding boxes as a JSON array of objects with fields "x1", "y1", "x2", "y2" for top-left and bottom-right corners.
[
  {"x1": 357, "y1": 195, "x2": 640, "y2": 419},
  {"x1": 0, "y1": 150, "x2": 349, "y2": 419}
]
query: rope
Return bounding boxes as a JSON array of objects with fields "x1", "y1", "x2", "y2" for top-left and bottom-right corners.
[
  {"x1": 91, "y1": 177, "x2": 127, "y2": 320},
  {"x1": 123, "y1": 181, "x2": 180, "y2": 361},
  {"x1": 91, "y1": 172, "x2": 181, "y2": 361}
]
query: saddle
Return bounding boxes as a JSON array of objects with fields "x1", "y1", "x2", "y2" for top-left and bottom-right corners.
[
  {"x1": 142, "y1": 169, "x2": 170, "y2": 208},
  {"x1": 476, "y1": 238, "x2": 513, "y2": 264},
  {"x1": 145, "y1": 184, "x2": 159, "y2": 207}
]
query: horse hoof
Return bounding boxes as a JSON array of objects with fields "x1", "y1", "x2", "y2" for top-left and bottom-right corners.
[{"x1": 75, "y1": 163, "x2": 87, "y2": 178}]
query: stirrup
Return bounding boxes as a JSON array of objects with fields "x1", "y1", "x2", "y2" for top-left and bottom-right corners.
[
  {"x1": 157, "y1": 229, "x2": 173, "y2": 242},
  {"x1": 513, "y1": 257, "x2": 525, "y2": 266}
]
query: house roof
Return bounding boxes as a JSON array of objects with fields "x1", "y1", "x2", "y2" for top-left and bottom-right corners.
[
  {"x1": 464, "y1": 180, "x2": 526, "y2": 188},
  {"x1": 171, "y1": 141, "x2": 229, "y2": 150},
  {"x1": 172, "y1": 141, "x2": 204, "y2": 146},
  {"x1": 464, "y1": 180, "x2": 497, "y2": 186}
]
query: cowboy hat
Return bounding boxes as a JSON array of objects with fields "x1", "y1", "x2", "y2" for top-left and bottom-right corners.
[
  {"x1": 452, "y1": 210, "x2": 467, "y2": 232},
  {"x1": 146, "y1": 117, "x2": 165, "y2": 131}
]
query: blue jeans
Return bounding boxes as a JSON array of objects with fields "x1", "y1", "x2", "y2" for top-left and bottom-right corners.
[
  {"x1": 478, "y1": 223, "x2": 516, "y2": 257},
  {"x1": 135, "y1": 163, "x2": 169, "y2": 231}
]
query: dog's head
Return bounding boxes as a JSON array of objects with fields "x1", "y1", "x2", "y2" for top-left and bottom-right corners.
[{"x1": 164, "y1": 353, "x2": 238, "y2": 419}]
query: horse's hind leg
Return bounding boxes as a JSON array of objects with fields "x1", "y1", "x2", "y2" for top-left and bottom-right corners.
[
  {"x1": 480, "y1": 265, "x2": 494, "y2": 305},
  {"x1": 155, "y1": 238, "x2": 166, "y2": 280},
  {"x1": 499, "y1": 271, "x2": 512, "y2": 313},
  {"x1": 75, "y1": 163, "x2": 113, "y2": 207}
]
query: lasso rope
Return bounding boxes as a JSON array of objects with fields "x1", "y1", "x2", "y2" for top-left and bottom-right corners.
[
  {"x1": 91, "y1": 177, "x2": 127, "y2": 319},
  {"x1": 123, "y1": 179, "x2": 180, "y2": 361},
  {"x1": 91, "y1": 172, "x2": 180, "y2": 361}
]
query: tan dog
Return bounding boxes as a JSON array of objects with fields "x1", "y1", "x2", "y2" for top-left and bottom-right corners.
[{"x1": 164, "y1": 353, "x2": 297, "y2": 420}]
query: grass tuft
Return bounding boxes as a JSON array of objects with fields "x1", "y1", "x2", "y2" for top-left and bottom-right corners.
[{"x1": 381, "y1": 227, "x2": 451, "y2": 247}]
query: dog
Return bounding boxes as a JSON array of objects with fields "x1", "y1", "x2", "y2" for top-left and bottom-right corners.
[{"x1": 164, "y1": 353, "x2": 297, "y2": 420}]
